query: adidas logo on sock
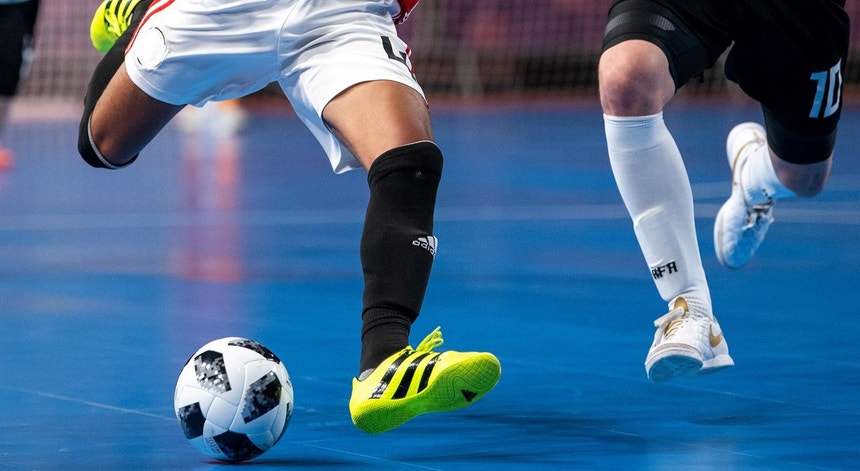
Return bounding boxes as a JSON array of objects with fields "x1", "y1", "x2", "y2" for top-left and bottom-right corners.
[{"x1": 412, "y1": 236, "x2": 437, "y2": 257}]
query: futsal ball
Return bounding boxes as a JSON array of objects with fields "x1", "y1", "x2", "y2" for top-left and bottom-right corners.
[{"x1": 174, "y1": 337, "x2": 293, "y2": 462}]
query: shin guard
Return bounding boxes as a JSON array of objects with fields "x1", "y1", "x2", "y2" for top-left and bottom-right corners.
[{"x1": 359, "y1": 141, "x2": 443, "y2": 372}]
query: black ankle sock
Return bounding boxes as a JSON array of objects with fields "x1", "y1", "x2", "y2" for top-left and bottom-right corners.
[{"x1": 359, "y1": 308, "x2": 412, "y2": 374}]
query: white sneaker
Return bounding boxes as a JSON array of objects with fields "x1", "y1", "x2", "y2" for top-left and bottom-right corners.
[
  {"x1": 645, "y1": 297, "x2": 734, "y2": 383},
  {"x1": 714, "y1": 122, "x2": 774, "y2": 269}
]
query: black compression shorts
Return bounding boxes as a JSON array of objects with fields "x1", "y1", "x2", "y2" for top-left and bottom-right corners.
[
  {"x1": 602, "y1": 0, "x2": 850, "y2": 163},
  {"x1": 0, "y1": 0, "x2": 39, "y2": 96}
]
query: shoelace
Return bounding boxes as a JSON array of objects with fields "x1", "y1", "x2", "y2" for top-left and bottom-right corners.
[
  {"x1": 654, "y1": 308, "x2": 690, "y2": 339},
  {"x1": 743, "y1": 201, "x2": 775, "y2": 231},
  {"x1": 414, "y1": 326, "x2": 444, "y2": 352},
  {"x1": 357, "y1": 327, "x2": 444, "y2": 382},
  {"x1": 733, "y1": 135, "x2": 774, "y2": 233}
]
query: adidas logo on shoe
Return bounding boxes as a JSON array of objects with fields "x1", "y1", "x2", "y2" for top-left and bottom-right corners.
[{"x1": 412, "y1": 235, "x2": 437, "y2": 256}]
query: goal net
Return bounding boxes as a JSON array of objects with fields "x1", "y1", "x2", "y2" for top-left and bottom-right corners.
[{"x1": 15, "y1": 0, "x2": 860, "y2": 103}]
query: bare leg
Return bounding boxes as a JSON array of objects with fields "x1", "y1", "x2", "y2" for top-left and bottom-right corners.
[
  {"x1": 322, "y1": 80, "x2": 433, "y2": 169},
  {"x1": 88, "y1": 65, "x2": 183, "y2": 166}
]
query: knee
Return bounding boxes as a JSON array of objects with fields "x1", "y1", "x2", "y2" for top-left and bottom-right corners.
[
  {"x1": 763, "y1": 107, "x2": 836, "y2": 196},
  {"x1": 599, "y1": 41, "x2": 675, "y2": 116},
  {"x1": 774, "y1": 156, "x2": 832, "y2": 198},
  {"x1": 77, "y1": 114, "x2": 137, "y2": 169}
]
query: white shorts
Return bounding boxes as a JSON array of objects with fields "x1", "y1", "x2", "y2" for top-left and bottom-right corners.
[{"x1": 126, "y1": 0, "x2": 425, "y2": 173}]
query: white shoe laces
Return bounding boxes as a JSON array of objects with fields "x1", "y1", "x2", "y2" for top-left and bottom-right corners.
[
  {"x1": 654, "y1": 308, "x2": 691, "y2": 339},
  {"x1": 743, "y1": 201, "x2": 775, "y2": 231}
]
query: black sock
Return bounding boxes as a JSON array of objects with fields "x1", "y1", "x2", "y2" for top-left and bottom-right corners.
[
  {"x1": 358, "y1": 141, "x2": 443, "y2": 374},
  {"x1": 359, "y1": 309, "x2": 412, "y2": 377}
]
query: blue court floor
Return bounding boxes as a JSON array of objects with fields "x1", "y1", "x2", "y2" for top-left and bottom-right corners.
[{"x1": 0, "y1": 99, "x2": 858, "y2": 470}]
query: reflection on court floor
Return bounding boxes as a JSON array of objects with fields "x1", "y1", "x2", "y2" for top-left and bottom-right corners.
[{"x1": 0, "y1": 101, "x2": 858, "y2": 470}]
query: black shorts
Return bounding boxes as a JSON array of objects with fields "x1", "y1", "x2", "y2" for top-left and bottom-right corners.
[
  {"x1": 602, "y1": 0, "x2": 850, "y2": 163},
  {"x1": 0, "y1": 0, "x2": 40, "y2": 96}
]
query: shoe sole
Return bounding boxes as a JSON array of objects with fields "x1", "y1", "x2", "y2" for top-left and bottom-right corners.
[
  {"x1": 647, "y1": 352, "x2": 702, "y2": 383},
  {"x1": 351, "y1": 353, "x2": 501, "y2": 434},
  {"x1": 714, "y1": 203, "x2": 737, "y2": 268},
  {"x1": 714, "y1": 184, "x2": 772, "y2": 270},
  {"x1": 647, "y1": 344, "x2": 735, "y2": 382}
]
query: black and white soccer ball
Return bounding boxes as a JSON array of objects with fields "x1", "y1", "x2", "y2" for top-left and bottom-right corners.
[{"x1": 174, "y1": 337, "x2": 293, "y2": 462}]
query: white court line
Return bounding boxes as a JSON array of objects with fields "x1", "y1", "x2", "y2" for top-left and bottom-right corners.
[
  {"x1": 0, "y1": 201, "x2": 857, "y2": 233},
  {"x1": 0, "y1": 385, "x2": 444, "y2": 469},
  {"x1": 0, "y1": 385, "x2": 172, "y2": 421}
]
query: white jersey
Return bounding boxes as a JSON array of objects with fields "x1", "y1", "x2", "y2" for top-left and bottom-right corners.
[{"x1": 126, "y1": 0, "x2": 424, "y2": 173}]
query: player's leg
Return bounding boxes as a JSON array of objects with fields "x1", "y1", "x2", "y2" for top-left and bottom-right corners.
[
  {"x1": 78, "y1": 0, "x2": 182, "y2": 169},
  {"x1": 600, "y1": 0, "x2": 734, "y2": 382},
  {"x1": 323, "y1": 79, "x2": 437, "y2": 371},
  {"x1": 278, "y1": 3, "x2": 500, "y2": 432},
  {"x1": 83, "y1": 65, "x2": 182, "y2": 167},
  {"x1": 0, "y1": 2, "x2": 30, "y2": 169},
  {"x1": 324, "y1": 83, "x2": 500, "y2": 433},
  {"x1": 716, "y1": 129, "x2": 834, "y2": 267},
  {"x1": 0, "y1": 91, "x2": 11, "y2": 167},
  {"x1": 323, "y1": 80, "x2": 433, "y2": 169},
  {"x1": 22, "y1": 0, "x2": 38, "y2": 36},
  {"x1": 714, "y1": 0, "x2": 849, "y2": 268}
]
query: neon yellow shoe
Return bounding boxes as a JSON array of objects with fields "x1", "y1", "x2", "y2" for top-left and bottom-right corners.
[
  {"x1": 349, "y1": 326, "x2": 501, "y2": 434},
  {"x1": 90, "y1": 0, "x2": 148, "y2": 53}
]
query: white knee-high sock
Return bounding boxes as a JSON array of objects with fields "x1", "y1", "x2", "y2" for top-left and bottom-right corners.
[
  {"x1": 739, "y1": 144, "x2": 794, "y2": 205},
  {"x1": 604, "y1": 113, "x2": 712, "y2": 317}
]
